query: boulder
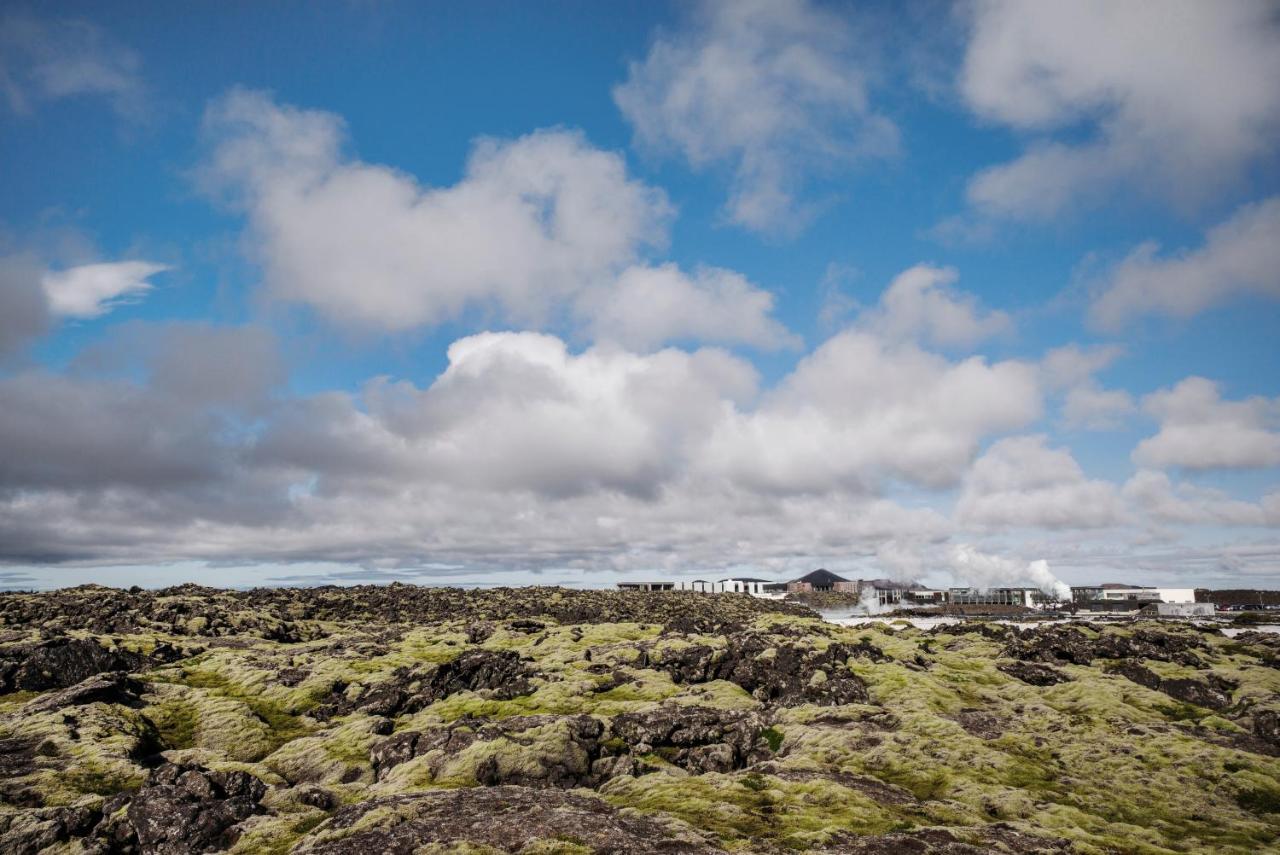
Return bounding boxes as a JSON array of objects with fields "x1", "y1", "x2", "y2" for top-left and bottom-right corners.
[{"x1": 125, "y1": 762, "x2": 267, "y2": 854}]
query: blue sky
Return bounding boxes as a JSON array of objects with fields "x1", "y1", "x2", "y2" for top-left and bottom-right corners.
[{"x1": 2, "y1": 0, "x2": 1279, "y2": 592}]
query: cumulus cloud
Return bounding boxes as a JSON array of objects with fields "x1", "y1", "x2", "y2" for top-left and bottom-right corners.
[
  {"x1": 959, "y1": 0, "x2": 1280, "y2": 219},
  {"x1": 198, "y1": 89, "x2": 792, "y2": 350},
  {"x1": 0, "y1": 314, "x2": 1053, "y2": 572},
  {"x1": 576, "y1": 263, "x2": 799, "y2": 352},
  {"x1": 42, "y1": 261, "x2": 167, "y2": 319},
  {"x1": 614, "y1": 0, "x2": 897, "y2": 233},
  {"x1": 1040, "y1": 344, "x2": 1133, "y2": 431},
  {"x1": 1123, "y1": 470, "x2": 1275, "y2": 527},
  {"x1": 705, "y1": 331, "x2": 1040, "y2": 493},
  {"x1": 257, "y1": 331, "x2": 760, "y2": 500},
  {"x1": 1134, "y1": 377, "x2": 1280, "y2": 471},
  {"x1": 861, "y1": 264, "x2": 1010, "y2": 349},
  {"x1": 1, "y1": 11, "x2": 145, "y2": 116},
  {"x1": 957, "y1": 435, "x2": 1126, "y2": 530},
  {"x1": 1040, "y1": 344, "x2": 1123, "y2": 392},
  {"x1": 1089, "y1": 197, "x2": 1280, "y2": 330},
  {"x1": 3, "y1": 316, "x2": 1276, "y2": 579},
  {"x1": 200, "y1": 89, "x2": 672, "y2": 331},
  {"x1": 1061, "y1": 385, "x2": 1135, "y2": 432}
]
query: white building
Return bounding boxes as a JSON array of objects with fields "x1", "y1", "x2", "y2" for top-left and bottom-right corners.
[
  {"x1": 1155, "y1": 602, "x2": 1215, "y2": 617},
  {"x1": 1099, "y1": 587, "x2": 1195, "y2": 603},
  {"x1": 949, "y1": 587, "x2": 1049, "y2": 608},
  {"x1": 620, "y1": 577, "x2": 781, "y2": 596},
  {"x1": 615, "y1": 581, "x2": 676, "y2": 591},
  {"x1": 717, "y1": 578, "x2": 775, "y2": 596}
]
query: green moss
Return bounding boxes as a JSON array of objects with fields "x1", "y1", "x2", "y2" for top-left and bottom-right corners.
[
  {"x1": 599, "y1": 772, "x2": 898, "y2": 849},
  {"x1": 760, "y1": 726, "x2": 784, "y2": 752},
  {"x1": 64, "y1": 761, "x2": 144, "y2": 797},
  {"x1": 229, "y1": 810, "x2": 330, "y2": 855},
  {"x1": 0, "y1": 689, "x2": 41, "y2": 710},
  {"x1": 1157, "y1": 702, "x2": 1211, "y2": 723},
  {"x1": 869, "y1": 762, "x2": 950, "y2": 801},
  {"x1": 148, "y1": 698, "x2": 199, "y2": 750}
]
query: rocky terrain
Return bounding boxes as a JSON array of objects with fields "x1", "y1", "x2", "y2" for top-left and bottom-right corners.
[{"x1": 0, "y1": 585, "x2": 1277, "y2": 854}]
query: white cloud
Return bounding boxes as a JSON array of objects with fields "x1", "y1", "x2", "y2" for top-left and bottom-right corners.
[
  {"x1": 1040, "y1": 344, "x2": 1133, "y2": 431},
  {"x1": 861, "y1": 264, "x2": 1010, "y2": 349},
  {"x1": 263, "y1": 331, "x2": 762, "y2": 500},
  {"x1": 957, "y1": 435, "x2": 1126, "y2": 530},
  {"x1": 614, "y1": 0, "x2": 897, "y2": 233},
  {"x1": 1, "y1": 324, "x2": 967, "y2": 570},
  {"x1": 259, "y1": 326, "x2": 1039, "y2": 501},
  {"x1": 1089, "y1": 196, "x2": 1280, "y2": 330},
  {"x1": 1040, "y1": 344, "x2": 1123, "y2": 392},
  {"x1": 704, "y1": 331, "x2": 1040, "y2": 493},
  {"x1": 4, "y1": 317, "x2": 1277, "y2": 581},
  {"x1": 1123, "y1": 470, "x2": 1274, "y2": 527},
  {"x1": 1061, "y1": 385, "x2": 1135, "y2": 431},
  {"x1": 199, "y1": 89, "x2": 793, "y2": 350},
  {"x1": 959, "y1": 0, "x2": 1280, "y2": 219},
  {"x1": 1134, "y1": 377, "x2": 1280, "y2": 470},
  {"x1": 1, "y1": 12, "x2": 144, "y2": 116},
  {"x1": 577, "y1": 263, "x2": 799, "y2": 352},
  {"x1": 200, "y1": 89, "x2": 673, "y2": 332},
  {"x1": 41, "y1": 261, "x2": 167, "y2": 319}
]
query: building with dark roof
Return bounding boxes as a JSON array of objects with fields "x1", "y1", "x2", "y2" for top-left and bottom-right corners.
[{"x1": 788, "y1": 568, "x2": 857, "y2": 593}]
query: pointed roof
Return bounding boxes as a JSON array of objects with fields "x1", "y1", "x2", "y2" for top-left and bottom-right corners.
[{"x1": 794, "y1": 568, "x2": 850, "y2": 586}]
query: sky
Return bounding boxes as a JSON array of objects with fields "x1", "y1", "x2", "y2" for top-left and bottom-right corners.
[{"x1": 2, "y1": 0, "x2": 1279, "y2": 593}]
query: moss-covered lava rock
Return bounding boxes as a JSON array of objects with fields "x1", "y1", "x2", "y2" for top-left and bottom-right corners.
[{"x1": 1, "y1": 585, "x2": 1278, "y2": 853}]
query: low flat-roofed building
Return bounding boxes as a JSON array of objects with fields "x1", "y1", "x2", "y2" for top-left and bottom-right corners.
[
  {"x1": 949, "y1": 587, "x2": 1052, "y2": 607},
  {"x1": 1071, "y1": 586, "x2": 1104, "y2": 602},
  {"x1": 903, "y1": 589, "x2": 947, "y2": 606},
  {"x1": 1155, "y1": 602, "x2": 1215, "y2": 617},
  {"x1": 720, "y1": 577, "x2": 774, "y2": 596},
  {"x1": 616, "y1": 581, "x2": 677, "y2": 591},
  {"x1": 1099, "y1": 587, "x2": 1195, "y2": 603}
]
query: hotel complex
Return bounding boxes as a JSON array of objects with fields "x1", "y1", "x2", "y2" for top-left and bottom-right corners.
[{"x1": 618, "y1": 569, "x2": 1203, "y2": 611}]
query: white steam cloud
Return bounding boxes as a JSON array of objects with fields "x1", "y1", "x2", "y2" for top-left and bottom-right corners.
[
  {"x1": 949, "y1": 544, "x2": 1071, "y2": 602},
  {"x1": 856, "y1": 586, "x2": 892, "y2": 616}
]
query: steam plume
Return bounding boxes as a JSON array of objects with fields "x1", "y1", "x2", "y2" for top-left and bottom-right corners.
[{"x1": 949, "y1": 545, "x2": 1071, "y2": 601}]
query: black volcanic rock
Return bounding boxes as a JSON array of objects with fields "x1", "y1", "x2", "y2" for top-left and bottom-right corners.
[
  {"x1": 124, "y1": 763, "x2": 267, "y2": 854},
  {"x1": 0, "y1": 638, "x2": 146, "y2": 694},
  {"x1": 291, "y1": 787, "x2": 722, "y2": 854}
]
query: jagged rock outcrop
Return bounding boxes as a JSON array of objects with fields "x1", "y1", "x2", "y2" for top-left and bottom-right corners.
[
  {"x1": 123, "y1": 762, "x2": 267, "y2": 854},
  {"x1": 1005, "y1": 625, "x2": 1209, "y2": 666},
  {"x1": 997, "y1": 660, "x2": 1071, "y2": 686},
  {"x1": 0, "y1": 638, "x2": 146, "y2": 694},
  {"x1": 371, "y1": 706, "x2": 772, "y2": 788},
  {"x1": 291, "y1": 787, "x2": 723, "y2": 854},
  {"x1": 1109, "y1": 662, "x2": 1236, "y2": 710},
  {"x1": 22, "y1": 672, "x2": 145, "y2": 713},
  {"x1": 314, "y1": 649, "x2": 536, "y2": 720},
  {"x1": 0, "y1": 584, "x2": 812, "y2": 639},
  {"x1": 652, "y1": 633, "x2": 871, "y2": 706}
]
